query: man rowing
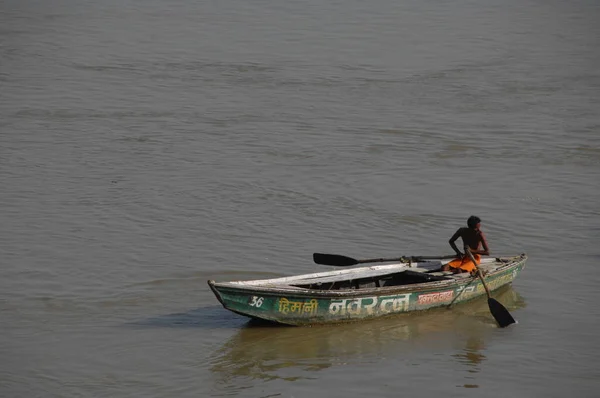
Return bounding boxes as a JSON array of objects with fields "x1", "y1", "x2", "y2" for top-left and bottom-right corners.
[{"x1": 441, "y1": 215, "x2": 489, "y2": 274}]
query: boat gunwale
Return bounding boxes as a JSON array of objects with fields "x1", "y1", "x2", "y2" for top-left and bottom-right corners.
[{"x1": 209, "y1": 254, "x2": 527, "y2": 298}]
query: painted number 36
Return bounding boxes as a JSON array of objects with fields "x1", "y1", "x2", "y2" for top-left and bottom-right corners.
[{"x1": 248, "y1": 296, "x2": 264, "y2": 307}]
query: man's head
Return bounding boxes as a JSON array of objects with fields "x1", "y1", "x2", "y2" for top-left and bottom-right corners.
[{"x1": 467, "y1": 215, "x2": 481, "y2": 229}]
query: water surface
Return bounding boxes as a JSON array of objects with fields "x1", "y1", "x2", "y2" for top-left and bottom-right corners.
[{"x1": 1, "y1": 0, "x2": 599, "y2": 397}]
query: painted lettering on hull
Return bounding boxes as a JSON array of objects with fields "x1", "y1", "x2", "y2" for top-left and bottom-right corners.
[
  {"x1": 379, "y1": 295, "x2": 411, "y2": 313},
  {"x1": 329, "y1": 297, "x2": 378, "y2": 316},
  {"x1": 329, "y1": 295, "x2": 410, "y2": 316},
  {"x1": 456, "y1": 271, "x2": 516, "y2": 299},
  {"x1": 278, "y1": 298, "x2": 319, "y2": 315},
  {"x1": 487, "y1": 273, "x2": 514, "y2": 290},
  {"x1": 417, "y1": 290, "x2": 453, "y2": 305}
]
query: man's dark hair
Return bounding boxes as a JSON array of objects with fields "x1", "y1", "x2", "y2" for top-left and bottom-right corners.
[{"x1": 467, "y1": 215, "x2": 481, "y2": 229}]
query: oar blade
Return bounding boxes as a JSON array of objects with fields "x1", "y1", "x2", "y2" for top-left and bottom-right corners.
[
  {"x1": 313, "y1": 253, "x2": 359, "y2": 266},
  {"x1": 488, "y1": 298, "x2": 516, "y2": 328}
]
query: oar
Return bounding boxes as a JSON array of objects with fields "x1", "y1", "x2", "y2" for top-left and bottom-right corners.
[
  {"x1": 466, "y1": 249, "x2": 516, "y2": 328},
  {"x1": 313, "y1": 253, "x2": 456, "y2": 267}
]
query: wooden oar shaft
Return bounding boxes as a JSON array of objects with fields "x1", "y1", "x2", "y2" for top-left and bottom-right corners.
[
  {"x1": 356, "y1": 257, "x2": 405, "y2": 264},
  {"x1": 466, "y1": 249, "x2": 492, "y2": 298},
  {"x1": 358, "y1": 255, "x2": 458, "y2": 264},
  {"x1": 313, "y1": 253, "x2": 457, "y2": 267},
  {"x1": 477, "y1": 269, "x2": 492, "y2": 298}
]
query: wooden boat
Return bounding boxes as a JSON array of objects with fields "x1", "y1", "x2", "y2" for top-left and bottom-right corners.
[{"x1": 207, "y1": 253, "x2": 527, "y2": 326}]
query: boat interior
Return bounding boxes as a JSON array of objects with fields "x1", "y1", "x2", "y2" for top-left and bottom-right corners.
[
  {"x1": 291, "y1": 269, "x2": 450, "y2": 290},
  {"x1": 216, "y1": 255, "x2": 522, "y2": 291},
  {"x1": 288, "y1": 257, "x2": 515, "y2": 291}
]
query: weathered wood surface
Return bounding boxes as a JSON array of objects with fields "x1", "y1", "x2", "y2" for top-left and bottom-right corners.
[{"x1": 208, "y1": 254, "x2": 527, "y2": 326}]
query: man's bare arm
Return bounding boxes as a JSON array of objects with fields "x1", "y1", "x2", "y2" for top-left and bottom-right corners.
[
  {"x1": 448, "y1": 229, "x2": 464, "y2": 257},
  {"x1": 469, "y1": 231, "x2": 490, "y2": 255}
]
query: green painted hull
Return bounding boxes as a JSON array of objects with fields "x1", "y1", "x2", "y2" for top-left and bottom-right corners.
[{"x1": 208, "y1": 255, "x2": 526, "y2": 326}]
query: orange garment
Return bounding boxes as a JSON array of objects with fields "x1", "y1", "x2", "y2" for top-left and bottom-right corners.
[{"x1": 447, "y1": 253, "x2": 481, "y2": 272}]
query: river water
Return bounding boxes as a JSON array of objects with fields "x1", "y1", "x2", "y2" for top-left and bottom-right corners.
[{"x1": 1, "y1": 0, "x2": 599, "y2": 397}]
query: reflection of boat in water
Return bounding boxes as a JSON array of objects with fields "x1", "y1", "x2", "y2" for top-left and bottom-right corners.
[
  {"x1": 208, "y1": 254, "x2": 527, "y2": 325},
  {"x1": 208, "y1": 287, "x2": 526, "y2": 384}
]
